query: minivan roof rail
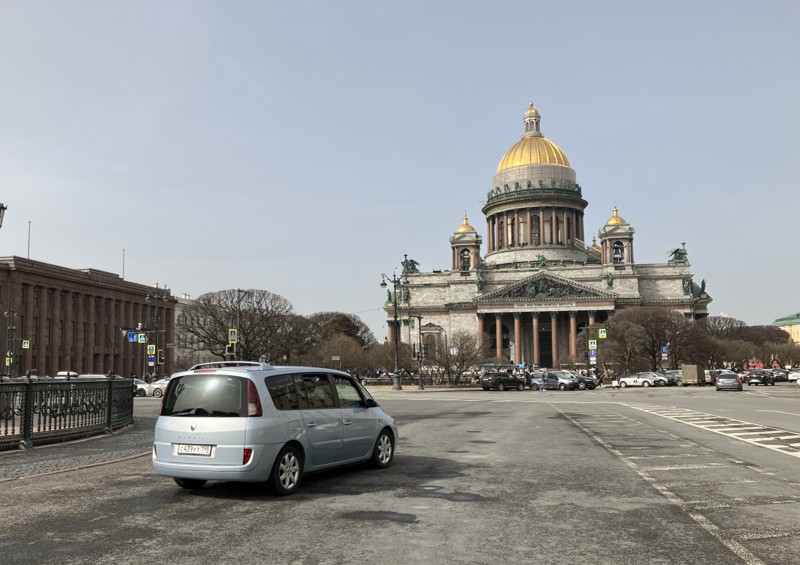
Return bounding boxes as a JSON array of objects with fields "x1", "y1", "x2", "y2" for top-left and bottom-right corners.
[{"x1": 188, "y1": 361, "x2": 274, "y2": 371}]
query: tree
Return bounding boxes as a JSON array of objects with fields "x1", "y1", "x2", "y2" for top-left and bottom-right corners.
[
  {"x1": 307, "y1": 312, "x2": 376, "y2": 347},
  {"x1": 176, "y1": 289, "x2": 313, "y2": 363},
  {"x1": 425, "y1": 331, "x2": 483, "y2": 385},
  {"x1": 602, "y1": 320, "x2": 649, "y2": 374},
  {"x1": 606, "y1": 307, "x2": 702, "y2": 371}
]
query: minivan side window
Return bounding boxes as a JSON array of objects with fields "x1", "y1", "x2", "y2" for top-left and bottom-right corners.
[
  {"x1": 266, "y1": 374, "x2": 301, "y2": 411},
  {"x1": 333, "y1": 376, "x2": 363, "y2": 409},
  {"x1": 298, "y1": 374, "x2": 336, "y2": 409}
]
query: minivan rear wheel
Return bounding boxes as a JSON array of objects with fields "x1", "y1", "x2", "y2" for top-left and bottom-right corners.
[
  {"x1": 174, "y1": 478, "x2": 206, "y2": 490},
  {"x1": 371, "y1": 429, "x2": 394, "y2": 469},
  {"x1": 268, "y1": 445, "x2": 303, "y2": 496}
]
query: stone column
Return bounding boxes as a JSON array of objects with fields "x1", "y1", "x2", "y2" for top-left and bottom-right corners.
[
  {"x1": 477, "y1": 314, "x2": 485, "y2": 353},
  {"x1": 495, "y1": 314, "x2": 503, "y2": 360},
  {"x1": 569, "y1": 311, "x2": 577, "y2": 358},
  {"x1": 588, "y1": 310, "x2": 596, "y2": 327},
  {"x1": 513, "y1": 313, "x2": 521, "y2": 364},
  {"x1": 550, "y1": 311, "x2": 559, "y2": 368},
  {"x1": 532, "y1": 313, "x2": 540, "y2": 366},
  {"x1": 37, "y1": 287, "x2": 48, "y2": 373}
]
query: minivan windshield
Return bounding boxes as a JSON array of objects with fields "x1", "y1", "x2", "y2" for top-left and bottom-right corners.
[{"x1": 161, "y1": 375, "x2": 246, "y2": 417}]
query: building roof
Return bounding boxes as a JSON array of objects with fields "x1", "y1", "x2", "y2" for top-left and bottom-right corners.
[{"x1": 497, "y1": 103, "x2": 570, "y2": 172}]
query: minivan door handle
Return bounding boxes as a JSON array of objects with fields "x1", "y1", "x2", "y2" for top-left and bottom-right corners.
[
  {"x1": 343, "y1": 419, "x2": 352, "y2": 426},
  {"x1": 306, "y1": 422, "x2": 316, "y2": 428}
]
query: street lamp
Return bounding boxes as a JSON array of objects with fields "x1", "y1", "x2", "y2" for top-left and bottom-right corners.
[
  {"x1": 145, "y1": 289, "x2": 170, "y2": 380},
  {"x1": 4, "y1": 309, "x2": 17, "y2": 377},
  {"x1": 0, "y1": 203, "x2": 7, "y2": 229},
  {"x1": 380, "y1": 271, "x2": 407, "y2": 391},
  {"x1": 410, "y1": 313, "x2": 424, "y2": 390}
]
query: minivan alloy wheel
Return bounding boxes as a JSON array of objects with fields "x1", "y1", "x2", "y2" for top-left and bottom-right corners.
[
  {"x1": 372, "y1": 430, "x2": 394, "y2": 469},
  {"x1": 268, "y1": 445, "x2": 302, "y2": 496}
]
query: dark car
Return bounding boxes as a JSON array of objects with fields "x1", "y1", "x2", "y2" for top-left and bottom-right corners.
[
  {"x1": 770, "y1": 369, "x2": 788, "y2": 382},
  {"x1": 660, "y1": 371, "x2": 682, "y2": 386},
  {"x1": 481, "y1": 372, "x2": 525, "y2": 391},
  {"x1": 568, "y1": 372, "x2": 597, "y2": 390},
  {"x1": 746, "y1": 370, "x2": 775, "y2": 386}
]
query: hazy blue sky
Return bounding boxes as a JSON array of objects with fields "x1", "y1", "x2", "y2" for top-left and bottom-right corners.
[{"x1": 1, "y1": 1, "x2": 797, "y2": 340}]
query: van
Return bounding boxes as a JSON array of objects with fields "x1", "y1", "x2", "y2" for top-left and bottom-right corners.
[{"x1": 152, "y1": 361, "x2": 398, "y2": 495}]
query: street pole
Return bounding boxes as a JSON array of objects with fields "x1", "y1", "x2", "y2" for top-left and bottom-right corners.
[
  {"x1": 146, "y1": 289, "x2": 170, "y2": 380},
  {"x1": 411, "y1": 314, "x2": 424, "y2": 390},
  {"x1": 380, "y1": 271, "x2": 406, "y2": 391}
]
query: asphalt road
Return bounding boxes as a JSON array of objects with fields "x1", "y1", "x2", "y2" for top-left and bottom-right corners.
[{"x1": 1, "y1": 384, "x2": 799, "y2": 565}]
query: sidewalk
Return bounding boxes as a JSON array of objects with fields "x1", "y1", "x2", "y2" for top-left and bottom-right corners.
[{"x1": 0, "y1": 417, "x2": 154, "y2": 481}]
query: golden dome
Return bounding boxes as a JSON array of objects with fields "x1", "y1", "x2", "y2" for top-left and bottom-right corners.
[
  {"x1": 455, "y1": 213, "x2": 476, "y2": 233},
  {"x1": 605, "y1": 207, "x2": 627, "y2": 226},
  {"x1": 497, "y1": 103, "x2": 570, "y2": 172}
]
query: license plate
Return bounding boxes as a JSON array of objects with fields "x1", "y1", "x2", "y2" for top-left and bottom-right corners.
[{"x1": 177, "y1": 444, "x2": 212, "y2": 456}]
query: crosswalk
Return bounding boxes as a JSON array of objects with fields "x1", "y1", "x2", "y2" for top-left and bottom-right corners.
[{"x1": 629, "y1": 405, "x2": 800, "y2": 458}]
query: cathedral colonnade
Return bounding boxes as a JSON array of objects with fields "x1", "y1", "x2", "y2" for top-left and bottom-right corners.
[{"x1": 477, "y1": 310, "x2": 606, "y2": 369}]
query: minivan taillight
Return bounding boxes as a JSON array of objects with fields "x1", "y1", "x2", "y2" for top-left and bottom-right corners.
[
  {"x1": 243, "y1": 448, "x2": 253, "y2": 465},
  {"x1": 247, "y1": 380, "x2": 262, "y2": 417}
]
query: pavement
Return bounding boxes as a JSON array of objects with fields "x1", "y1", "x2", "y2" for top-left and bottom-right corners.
[
  {"x1": 0, "y1": 383, "x2": 601, "y2": 480},
  {"x1": 0, "y1": 416, "x2": 154, "y2": 481}
]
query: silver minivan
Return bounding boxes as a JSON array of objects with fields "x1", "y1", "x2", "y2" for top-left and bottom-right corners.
[{"x1": 152, "y1": 361, "x2": 398, "y2": 495}]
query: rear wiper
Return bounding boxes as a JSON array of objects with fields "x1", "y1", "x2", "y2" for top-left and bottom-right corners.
[{"x1": 170, "y1": 408, "x2": 210, "y2": 416}]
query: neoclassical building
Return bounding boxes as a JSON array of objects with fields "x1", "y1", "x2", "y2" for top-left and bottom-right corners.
[
  {"x1": 0, "y1": 256, "x2": 176, "y2": 378},
  {"x1": 385, "y1": 102, "x2": 710, "y2": 368}
]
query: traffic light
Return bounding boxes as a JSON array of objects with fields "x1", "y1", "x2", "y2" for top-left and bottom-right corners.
[{"x1": 158, "y1": 349, "x2": 165, "y2": 365}]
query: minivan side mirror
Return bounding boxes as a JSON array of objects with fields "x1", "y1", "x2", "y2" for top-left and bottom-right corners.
[{"x1": 365, "y1": 398, "x2": 379, "y2": 408}]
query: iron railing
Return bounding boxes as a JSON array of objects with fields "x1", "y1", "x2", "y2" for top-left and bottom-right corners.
[{"x1": 0, "y1": 376, "x2": 134, "y2": 451}]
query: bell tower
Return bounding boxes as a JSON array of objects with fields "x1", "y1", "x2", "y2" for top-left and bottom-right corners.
[{"x1": 450, "y1": 214, "x2": 482, "y2": 273}]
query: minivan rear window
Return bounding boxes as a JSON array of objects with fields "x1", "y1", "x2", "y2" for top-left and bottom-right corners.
[{"x1": 161, "y1": 375, "x2": 246, "y2": 417}]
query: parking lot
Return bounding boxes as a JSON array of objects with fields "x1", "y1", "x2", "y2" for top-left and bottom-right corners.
[{"x1": 1, "y1": 384, "x2": 799, "y2": 564}]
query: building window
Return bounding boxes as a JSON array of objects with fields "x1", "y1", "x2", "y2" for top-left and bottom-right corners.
[
  {"x1": 47, "y1": 289, "x2": 53, "y2": 308},
  {"x1": 46, "y1": 319, "x2": 51, "y2": 346},
  {"x1": 34, "y1": 288, "x2": 39, "y2": 307}
]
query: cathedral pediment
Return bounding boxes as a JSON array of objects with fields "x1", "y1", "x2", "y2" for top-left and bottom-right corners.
[{"x1": 476, "y1": 273, "x2": 614, "y2": 303}]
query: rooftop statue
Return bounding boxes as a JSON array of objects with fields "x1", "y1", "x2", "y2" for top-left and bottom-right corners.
[
  {"x1": 401, "y1": 254, "x2": 420, "y2": 274},
  {"x1": 668, "y1": 242, "x2": 689, "y2": 265}
]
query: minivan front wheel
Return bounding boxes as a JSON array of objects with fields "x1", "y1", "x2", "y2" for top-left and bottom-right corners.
[
  {"x1": 268, "y1": 445, "x2": 303, "y2": 496},
  {"x1": 371, "y1": 430, "x2": 394, "y2": 469}
]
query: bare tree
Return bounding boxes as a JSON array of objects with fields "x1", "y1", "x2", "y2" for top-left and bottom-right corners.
[
  {"x1": 426, "y1": 331, "x2": 482, "y2": 385},
  {"x1": 176, "y1": 289, "x2": 312, "y2": 363},
  {"x1": 603, "y1": 320, "x2": 649, "y2": 374}
]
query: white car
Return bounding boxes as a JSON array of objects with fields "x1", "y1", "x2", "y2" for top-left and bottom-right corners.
[
  {"x1": 618, "y1": 373, "x2": 655, "y2": 388},
  {"x1": 149, "y1": 379, "x2": 170, "y2": 397},
  {"x1": 788, "y1": 371, "x2": 800, "y2": 383}
]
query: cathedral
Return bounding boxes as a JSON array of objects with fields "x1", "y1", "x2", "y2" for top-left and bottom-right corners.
[{"x1": 385, "y1": 102, "x2": 711, "y2": 368}]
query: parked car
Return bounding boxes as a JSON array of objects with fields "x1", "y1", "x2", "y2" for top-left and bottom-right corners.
[
  {"x1": 638, "y1": 372, "x2": 668, "y2": 386},
  {"x1": 770, "y1": 369, "x2": 789, "y2": 382},
  {"x1": 149, "y1": 379, "x2": 170, "y2": 397},
  {"x1": 789, "y1": 370, "x2": 800, "y2": 383},
  {"x1": 567, "y1": 371, "x2": 597, "y2": 390},
  {"x1": 716, "y1": 373, "x2": 743, "y2": 391},
  {"x1": 481, "y1": 372, "x2": 525, "y2": 391},
  {"x1": 661, "y1": 370, "x2": 682, "y2": 386},
  {"x1": 529, "y1": 371, "x2": 580, "y2": 391},
  {"x1": 617, "y1": 373, "x2": 655, "y2": 388},
  {"x1": 152, "y1": 361, "x2": 397, "y2": 495},
  {"x1": 746, "y1": 370, "x2": 775, "y2": 386},
  {"x1": 133, "y1": 378, "x2": 151, "y2": 397}
]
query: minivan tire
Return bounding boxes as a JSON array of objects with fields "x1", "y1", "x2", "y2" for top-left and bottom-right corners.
[
  {"x1": 174, "y1": 478, "x2": 207, "y2": 490},
  {"x1": 371, "y1": 429, "x2": 394, "y2": 469},
  {"x1": 268, "y1": 445, "x2": 303, "y2": 496}
]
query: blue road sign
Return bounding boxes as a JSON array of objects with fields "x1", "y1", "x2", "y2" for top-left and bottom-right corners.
[{"x1": 127, "y1": 331, "x2": 137, "y2": 343}]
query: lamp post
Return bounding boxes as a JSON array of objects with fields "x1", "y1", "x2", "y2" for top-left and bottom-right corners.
[
  {"x1": 145, "y1": 289, "x2": 170, "y2": 380},
  {"x1": 0, "y1": 203, "x2": 7, "y2": 228},
  {"x1": 4, "y1": 309, "x2": 17, "y2": 377},
  {"x1": 380, "y1": 272, "x2": 406, "y2": 391},
  {"x1": 410, "y1": 313, "x2": 424, "y2": 390}
]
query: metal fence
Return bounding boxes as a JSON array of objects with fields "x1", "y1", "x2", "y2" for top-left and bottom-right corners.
[{"x1": 0, "y1": 376, "x2": 134, "y2": 451}]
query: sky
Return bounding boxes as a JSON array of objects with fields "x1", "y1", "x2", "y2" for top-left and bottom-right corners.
[{"x1": 1, "y1": 0, "x2": 798, "y2": 341}]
